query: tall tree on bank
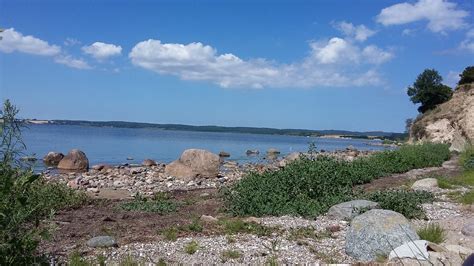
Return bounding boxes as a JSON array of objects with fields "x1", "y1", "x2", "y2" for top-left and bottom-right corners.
[
  {"x1": 407, "y1": 69, "x2": 453, "y2": 113},
  {"x1": 458, "y1": 66, "x2": 474, "y2": 86}
]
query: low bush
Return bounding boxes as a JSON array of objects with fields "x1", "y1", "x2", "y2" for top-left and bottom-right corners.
[
  {"x1": 417, "y1": 223, "x2": 446, "y2": 244},
  {"x1": 460, "y1": 144, "x2": 474, "y2": 170},
  {"x1": 364, "y1": 189, "x2": 434, "y2": 219},
  {"x1": 224, "y1": 143, "x2": 449, "y2": 217}
]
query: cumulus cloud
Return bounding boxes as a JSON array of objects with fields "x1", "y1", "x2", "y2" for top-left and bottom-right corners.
[
  {"x1": 0, "y1": 28, "x2": 61, "y2": 56},
  {"x1": 129, "y1": 38, "x2": 393, "y2": 89},
  {"x1": 376, "y1": 0, "x2": 469, "y2": 33},
  {"x1": 333, "y1": 21, "x2": 376, "y2": 41},
  {"x1": 64, "y1": 37, "x2": 81, "y2": 46},
  {"x1": 0, "y1": 28, "x2": 92, "y2": 70},
  {"x1": 54, "y1": 55, "x2": 92, "y2": 69},
  {"x1": 82, "y1": 42, "x2": 122, "y2": 60},
  {"x1": 459, "y1": 28, "x2": 474, "y2": 53}
]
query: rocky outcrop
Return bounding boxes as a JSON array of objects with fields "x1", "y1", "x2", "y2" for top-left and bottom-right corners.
[
  {"x1": 345, "y1": 209, "x2": 419, "y2": 261},
  {"x1": 165, "y1": 149, "x2": 220, "y2": 181},
  {"x1": 409, "y1": 83, "x2": 474, "y2": 152},
  {"x1": 142, "y1": 159, "x2": 157, "y2": 167},
  {"x1": 43, "y1": 152, "x2": 64, "y2": 166},
  {"x1": 57, "y1": 149, "x2": 89, "y2": 171}
]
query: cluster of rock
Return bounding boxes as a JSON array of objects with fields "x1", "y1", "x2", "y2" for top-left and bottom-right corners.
[{"x1": 43, "y1": 149, "x2": 89, "y2": 172}]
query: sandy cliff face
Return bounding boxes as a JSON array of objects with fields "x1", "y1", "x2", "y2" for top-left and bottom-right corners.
[{"x1": 410, "y1": 83, "x2": 474, "y2": 151}]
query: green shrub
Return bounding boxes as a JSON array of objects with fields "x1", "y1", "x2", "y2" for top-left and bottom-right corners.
[
  {"x1": 187, "y1": 218, "x2": 203, "y2": 232},
  {"x1": 184, "y1": 240, "x2": 199, "y2": 254},
  {"x1": 458, "y1": 66, "x2": 474, "y2": 86},
  {"x1": 120, "y1": 192, "x2": 177, "y2": 214},
  {"x1": 0, "y1": 100, "x2": 88, "y2": 265},
  {"x1": 417, "y1": 223, "x2": 446, "y2": 244},
  {"x1": 460, "y1": 144, "x2": 474, "y2": 170},
  {"x1": 365, "y1": 189, "x2": 434, "y2": 219},
  {"x1": 225, "y1": 143, "x2": 449, "y2": 217}
]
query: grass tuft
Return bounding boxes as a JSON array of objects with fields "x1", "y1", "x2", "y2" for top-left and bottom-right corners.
[
  {"x1": 417, "y1": 223, "x2": 446, "y2": 244},
  {"x1": 184, "y1": 240, "x2": 199, "y2": 254},
  {"x1": 120, "y1": 192, "x2": 178, "y2": 214}
]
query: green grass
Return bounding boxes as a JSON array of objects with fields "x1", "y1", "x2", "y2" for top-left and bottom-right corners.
[
  {"x1": 287, "y1": 227, "x2": 331, "y2": 241},
  {"x1": 187, "y1": 218, "x2": 203, "y2": 232},
  {"x1": 364, "y1": 189, "x2": 434, "y2": 219},
  {"x1": 119, "y1": 192, "x2": 178, "y2": 214},
  {"x1": 460, "y1": 144, "x2": 474, "y2": 170},
  {"x1": 218, "y1": 218, "x2": 279, "y2": 236},
  {"x1": 459, "y1": 190, "x2": 474, "y2": 204},
  {"x1": 224, "y1": 143, "x2": 449, "y2": 217},
  {"x1": 184, "y1": 240, "x2": 199, "y2": 254},
  {"x1": 221, "y1": 249, "x2": 242, "y2": 261},
  {"x1": 417, "y1": 223, "x2": 446, "y2": 244},
  {"x1": 161, "y1": 227, "x2": 178, "y2": 241}
]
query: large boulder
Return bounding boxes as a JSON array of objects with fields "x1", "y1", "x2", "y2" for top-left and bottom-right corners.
[
  {"x1": 165, "y1": 149, "x2": 220, "y2": 181},
  {"x1": 345, "y1": 209, "x2": 419, "y2": 262},
  {"x1": 327, "y1": 200, "x2": 379, "y2": 221},
  {"x1": 57, "y1": 149, "x2": 89, "y2": 171},
  {"x1": 43, "y1": 152, "x2": 64, "y2": 166},
  {"x1": 411, "y1": 178, "x2": 438, "y2": 191}
]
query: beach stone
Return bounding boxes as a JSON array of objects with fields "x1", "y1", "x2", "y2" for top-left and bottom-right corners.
[
  {"x1": 267, "y1": 148, "x2": 280, "y2": 154},
  {"x1": 142, "y1": 159, "x2": 157, "y2": 167},
  {"x1": 165, "y1": 149, "x2": 220, "y2": 181},
  {"x1": 461, "y1": 220, "x2": 474, "y2": 236},
  {"x1": 58, "y1": 149, "x2": 89, "y2": 172},
  {"x1": 92, "y1": 164, "x2": 112, "y2": 171},
  {"x1": 279, "y1": 152, "x2": 301, "y2": 167},
  {"x1": 345, "y1": 209, "x2": 419, "y2": 262},
  {"x1": 86, "y1": 236, "x2": 117, "y2": 248},
  {"x1": 246, "y1": 149, "x2": 259, "y2": 155},
  {"x1": 43, "y1": 152, "x2": 64, "y2": 166},
  {"x1": 388, "y1": 240, "x2": 429, "y2": 261},
  {"x1": 412, "y1": 178, "x2": 438, "y2": 190},
  {"x1": 327, "y1": 200, "x2": 379, "y2": 220},
  {"x1": 443, "y1": 244, "x2": 473, "y2": 255},
  {"x1": 219, "y1": 151, "x2": 230, "y2": 157}
]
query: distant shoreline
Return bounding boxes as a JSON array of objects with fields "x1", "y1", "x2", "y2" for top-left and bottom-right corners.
[{"x1": 23, "y1": 119, "x2": 407, "y2": 140}]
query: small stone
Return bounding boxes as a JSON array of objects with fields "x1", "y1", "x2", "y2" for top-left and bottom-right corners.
[
  {"x1": 200, "y1": 215, "x2": 218, "y2": 223},
  {"x1": 461, "y1": 221, "x2": 474, "y2": 237},
  {"x1": 199, "y1": 193, "x2": 210, "y2": 198},
  {"x1": 87, "y1": 187, "x2": 100, "y2": 193},
  {"x1": 412, "y1": 178, "x2": 438, "y2": 190},
  {"x1": 86, "y1": 236, "x2": 117, "y2": 248}
]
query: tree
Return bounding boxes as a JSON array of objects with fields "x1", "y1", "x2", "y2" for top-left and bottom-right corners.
[
  {"x1": 407, "y1": 69, "x2": 453, "y2": 113},
  {"x1": 458, "y1": 66, "x2": 474, "y2": 86},
  {"x1": 405, "y1": 118, "x2": 413, "y2": 134}
]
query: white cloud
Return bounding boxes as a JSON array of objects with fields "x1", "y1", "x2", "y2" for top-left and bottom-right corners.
[
  {"x1": 376, "y1": 0, "x2": 469, "y2": 33},
  {"x1": 64, "y1": 37, "x2": 81, "y2": 46},
  {"x1": 129, "y1": 38, "x2": 393, "y2": 89},
  {"x1": 0, "y1": 28, "x2": 61, "y2": 56},
  {"x1": 459, "y1": 28, "x2": 474, "y2": 53},
  {"x1": 333, "y1": 21, "x2": 376, "y2": 41},
  {"x1": 54, "y1": 55, "x2": 92, "y2": 70},
  {"x1": 82, "y1": 42, "x2": 122, "y2": 60}
]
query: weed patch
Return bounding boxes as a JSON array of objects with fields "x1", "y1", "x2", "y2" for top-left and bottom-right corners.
[
  {"x1": 184, "y1": 240, "x2": 199, "y2": 254},
  {"x1": 119, "y1": 193, "x2": 178, "y2": 214},
  {"x1": 417, "y1": 223, "x2": 446, "y2": 244}
]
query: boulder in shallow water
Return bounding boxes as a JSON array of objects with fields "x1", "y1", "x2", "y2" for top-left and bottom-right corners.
[
  {"x1": 219, "y1": 151, "x2": 230, "y2": 158},
  {"x1": 345, "y1": 209, "x2": 419, "y2": 262},
  {"x1": 165, "y1": 149, "x2": 220, "y2": 181},
  {"x1": 267, "y1": 148, "x2": 280, "y2": 154},
  {"x1": 43, "y1": 152, "x2": 64, "y2": 166},
  {"x1": 246, "y1": 149, "x2": 260, "y2": 155},
  {"x1": 58, "y1": 149, "x2": 89, "y2": 172}
]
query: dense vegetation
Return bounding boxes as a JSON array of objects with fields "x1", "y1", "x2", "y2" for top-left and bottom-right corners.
[
  {"x1": 0, "y1": 100, "x2": 87, "y2": 264},
  {"x1": 407, "y1": 69, "x2": 453, "y2": 113},
  {"x1": 224, "y1": 143, "x2": 450, "y2": 217},
  {"x1": 458, "y1": 66, "x2": 474, "y2": 86}
]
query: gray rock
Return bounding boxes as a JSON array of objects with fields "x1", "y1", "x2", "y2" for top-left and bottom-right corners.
[
  {"x1": 200, "y1": 215, "x2": 219, "y2": 223},
  {"x1": 411, "y1": 178, "x2": 438, "y2": 190},
  {"x1": 267, "y1": 148, "x2": 280, "y2": 154},
  {"x1": 461, "y1": 221, "x2": 474, "y2": 237},
  {"x1": 327, "y1": 200, "x2": 379, "y2": 220},
  {"x1": 388, "y1": 240, "x2": 429, "y2": 261},
  {"x1": 86, "y1": 236, "x2": 117, "y2": 248},
  {"x1": 58, "y1": 149, "x2": 89, "y2": 172},
  {"x1": 165, "y1": 149, "x2": 220, "y2": 181},
  {"x1": 345, "y1": 209, "x2": 419, "y2": 262},
  {"x1": 43, "y1": 152, "x2": 64, "y2": 166},
  {"x1": 219, "y1": 151, "x2": 230, "y2": 157},
  {"x1": 142, "y1": 159, "x2": 157, "y2": 167},
  {"x1": 246, "y1": 149, "x2": 260, "y2": 155},
  {"x1": 279, "y1": 152, "x2": 301, "y2": 167}
]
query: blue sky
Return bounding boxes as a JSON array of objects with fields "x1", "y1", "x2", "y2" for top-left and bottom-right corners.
[{"x1": 0, "y1": 0, "x2": 473, "y2": 132}]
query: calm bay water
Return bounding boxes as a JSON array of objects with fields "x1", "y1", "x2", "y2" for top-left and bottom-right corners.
[{"x1": 22, "y1": 124, "x2": 389, "y2": 168}]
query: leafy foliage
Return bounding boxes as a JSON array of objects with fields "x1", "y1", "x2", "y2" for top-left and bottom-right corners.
[
  {"x1": 364, "y1": 189, "x2": 434, "y2": 219},
  {"x1": 417, "y1": 223, "x2": 446, "y2": 244},
  {"x1": 225, "y1": 143, "x2": 448, "y2": 217},
  {"x1": 458, "y1": 66, "x2": 474, "y2": 86},
  {"x1": 407, "y1": 69, "x2": 453, "y2": 113},
  {"x1": 0, "y1": 100, "x2": 87, "y2": 265},
  {"x1": 460, "y1": 144, "x2": 474, "y2": 170}
]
